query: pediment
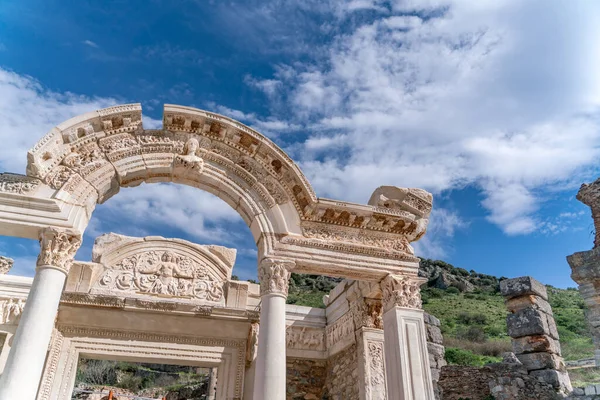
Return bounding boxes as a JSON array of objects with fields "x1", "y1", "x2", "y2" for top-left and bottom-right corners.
[{"x1": 89, "y1": 233, "x2": 236, "y2": 305}]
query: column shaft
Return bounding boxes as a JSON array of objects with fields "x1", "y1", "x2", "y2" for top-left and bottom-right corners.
[
  {"x1": 252, "y1": 258, "x2": 293, "y2": 400},
  {"x1": 0, "y1": 267, "x2": 67, "y2": 399},
  {"x1": 253, "y1": 293, "x2": 287, "y2": 399}
]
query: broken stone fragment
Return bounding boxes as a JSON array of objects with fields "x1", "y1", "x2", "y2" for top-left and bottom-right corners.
[
  {"x1": 529, "y1": 369, "x2": 572, "y2": 393},
  {"x1": 500, "y1": 276, "x2": 548, "y2": 301},
  {"x1": 505, "y1": 295, "x2": 553, "y2": 315},
  {"x1": 511, "y1": 335, "x2": 561, "y2": 355},
  {"x1": 516, "y1": 352, "x2": 565, "y2": 371}
]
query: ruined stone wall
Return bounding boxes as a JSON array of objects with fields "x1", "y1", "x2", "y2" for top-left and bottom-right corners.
[
  {"x1": 424, "y1": 312, "x2": 446, "y2": 399},
  {"x1": 439, "y1": 361, "x2": 563, "y2": 400},
  {"x1": 286, "y1": 358, "x2": 327, "y2": 400},
  {"x1": 324, "y1": 344, "x2": 359, "y2": 400}
]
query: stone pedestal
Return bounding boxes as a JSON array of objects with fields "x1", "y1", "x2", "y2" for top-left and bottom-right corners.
[
  {"x1": 381, "y1": 275, "x2": 435, "y2": 400},
  {"x1": 0, "y1": 228, "x2": 80, "y2": 400},
  {"x1": 252, "y1": 258, "x2": 293, "y2": 400}
]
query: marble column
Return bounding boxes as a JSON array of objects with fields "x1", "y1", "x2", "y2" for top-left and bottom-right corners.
[
  {"x1": 0, "y1": 228, "x2": 81, "y2": 400},
  {"x1": 207, "y1": 367, "x2": 218, "y2": 400},
  {"x1": 381, "y1": 274, "x2": 434, "y2": 400},
  {"x1": 253, "y1": 258, "x2": 294, "y2": 400}
]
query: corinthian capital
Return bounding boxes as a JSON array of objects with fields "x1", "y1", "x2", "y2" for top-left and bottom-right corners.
[
  {"x1": 0, "y1": 256, "x2": 14, "y2": 274},
  {"x1": 37, "y1": 228, "x2": 82, "y2": 273},
  {"x1": 381, "y1": 274, "x2": 425, "y2": 312},
  {"x1": 258, "y1": 258, "x2": 294, "y2": 297}
]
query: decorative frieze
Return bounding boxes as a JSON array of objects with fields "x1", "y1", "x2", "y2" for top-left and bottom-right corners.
[
  {"x1": 37, "y1": 228, "x2": 82, "y2": 273},
  {"x1": 326, "y1": 312, "x2": 355, "y2": 350},
  {"x1": 367, "y1": 341, "x2": 386, "y2": 400},
  {"x1": 258, "y1": 258, "x2": 294, "y2": 297},
  {"x1": 94, "y1": 249, "x2": 225, "y2": 302},
  {"x1": 0, "y1": 297, "x2": 26, "y2": 324},
  {"x1": 381, "y1": 274, "x2": 424, "y2": 312},
  {"x1": 286, "y1": 326, "x2": 326, "y2": 351},
  {"x1": 0, "y1": 173, "x2": 41, "y2": 194}
]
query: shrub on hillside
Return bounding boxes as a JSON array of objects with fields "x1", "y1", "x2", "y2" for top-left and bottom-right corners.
[
  {"x1": 456, "y1": 326, "x2": 486, "y2": 343},
  {"x1": 445, "y1": 347, "x2": 500, "y2": 366},
  {"x1": 446, "y1": 287, "x2": 460, "y2": 295},
  {"x1": 457, "y1": 312, "x2": 487, "y2": 325}
]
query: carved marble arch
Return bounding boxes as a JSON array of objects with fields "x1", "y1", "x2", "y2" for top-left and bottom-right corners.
[
  {"x1": 23, "y1": 104, "x2": 315, "y2": 241},
  {"x1": 3, "y1": 103, "x2": 434, "y2": 281}
]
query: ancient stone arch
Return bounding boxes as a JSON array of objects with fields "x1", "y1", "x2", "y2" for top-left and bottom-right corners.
[{"x1": 0, "y1": 104, "x2": 435, "y2": 400}]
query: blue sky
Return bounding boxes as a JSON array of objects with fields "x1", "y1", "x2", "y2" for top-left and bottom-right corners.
[{"x1": 1, "y1": 0, "x2": 599, "y2": 287}]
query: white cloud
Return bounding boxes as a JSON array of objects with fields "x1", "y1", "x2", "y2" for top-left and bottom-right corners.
[
  {"x1": 90, "y1": 183, "x2": 245, "y2": 243},
  {"x1": 209, "y1": 103, "x2": 300, "y2": 138},
  {"x1": 247, "y1": 0, "x2": 600, "y2": 236},
  {"x1": 82, "y1": 40, "x2": 99, "y2": 48},
  {"x1": 0, "y1": 67, "x2": 117, "y2": 173},
  {"x1": 414, "y1": 208, "x2": 466, "y2": 259}
]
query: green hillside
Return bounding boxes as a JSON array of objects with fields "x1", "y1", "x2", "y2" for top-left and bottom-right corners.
[{"x1": 288, "y1": 258, "x2": 594, "y2": 366}]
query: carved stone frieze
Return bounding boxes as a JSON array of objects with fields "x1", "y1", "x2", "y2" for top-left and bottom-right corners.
[
  {"x1": 0, "y1": 256, "x2": 14, "y2": 274},
  {"x1": 258, "y1": 258, "x2": 294, "y2": 297},
  {"x1": 95, "y1": 250, "x2": 225, "y2": 302},
  {"x1": 367, "y1": 341, "x2": 386, "y2": 400},
  {"x1": 381, "y1": 274, "x2": 424, "y2": 312},
  {"x1": 60, "y1": 292, "x2": 125, "y2": 308},
  {"x1": 0, "y1": 173, "x2": 41, "y2": 194},
  {"x1": 286, "y1": 326, "x2": 326, "y2": 351},
  {"x1": 0, "y1": 297, "x2": 26, "y2": 324},
  {"x1": 302, "y1": 223, "x2": 414, "y2": 255},
  {"x1": 326, "y1": 312, "x2": 355, "y2": 349},
  {"x1": 192, "y1": 305, "x2": 213, "y2": 316},
  {"x1": 246, "y1": 322, "x2": 259, "y2": 365},
  {"x1": 37, "y1": 228, "x2": 82, "y2": 273}
]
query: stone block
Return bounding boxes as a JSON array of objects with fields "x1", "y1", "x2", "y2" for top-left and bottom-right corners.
[
  {"x1": 507, "y1": 308, "x2": 549, "y2": 338},
  {"x1": 424, "y1": 312, "x2": 441, "y2": 327},
  {"x1": 546, "y1": 313, "x2": 560, "y2": 340},
  {"x1": 500, "y1": 276, "x2": 547, "y2": 300},
  {"x1": 512, "y1": 335, "x2": 561, "y2": 355},
  {"x1": 530, "y1": 369, "x2": 572, "y2": 393},
  {"x1": 426, "y1": 324, "x2": 444, "y2": 344},
  {"x1": 585, "y1": 384, "x2": 596, "y2": 395},
  {"x1": 505, "y1": 295, "x2": 553, "y2": 315},
  {"x1": 516, "y1": 353, "x2": 565, "y2": 371}
]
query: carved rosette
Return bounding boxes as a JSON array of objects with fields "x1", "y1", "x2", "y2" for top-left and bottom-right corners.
[
  {"x1": 0, "y1": 256, "x2": 14, "y2": 274},
  {"x1": 257, "y1": 258, "x2": 294, "y2": 297},
  {"x1": 37, "y1": 228, "x2": 82, "y2": 273},
  {"x1": 381, "y1": 274, "x2": 424, "y2": 312}
]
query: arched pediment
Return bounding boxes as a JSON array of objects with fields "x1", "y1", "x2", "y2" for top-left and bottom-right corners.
[{"x1": 88, "y1": 233, "x2": 236, "y2": 306}]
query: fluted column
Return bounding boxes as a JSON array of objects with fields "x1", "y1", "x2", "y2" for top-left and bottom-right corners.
[
  {"x1": 253, "y1": 258, "x2": 294, "y2": 400},
  {"x1": 0, "y1": 228, "x2": 81, "y2": 400},
  {"x1": 381, "y1": 274, "x2": 434, "y2": 400}
]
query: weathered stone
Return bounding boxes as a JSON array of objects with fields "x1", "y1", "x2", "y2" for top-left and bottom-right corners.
[
  {"x1": 505, "y1": 295, "x2": 553, "y2": 315},
  {"x1": 516, "y1": 352, "x2": 565, "y2": 371},
  {"x1": 500, "y1": 276, "x2": 548, "y2": 301},
  {"x1": 501, "y1": 352, "x2": 521, "y2": 364},
  {"x1": 424, "y1": 312, "x2": 441, "y2": 327},
  {"x1": 512, "y1": 335, "x2": 561, "y2": 355},
  {"x1": 529, "y1": 369, "x2": 572, "y2": 393},
  {"x1": 426, "y1": 324, "x2": 444, "y2": 345},
  {"x1": 507, "y1": 308, "x2": 550, "y2": 338}
]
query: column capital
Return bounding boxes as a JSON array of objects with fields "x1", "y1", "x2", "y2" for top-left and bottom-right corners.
[
  {"x1": 37, "y1": 228, "x2": 82, "y2": 274},
  {"x1": 0, "y1": 256, "x2": 14, "y2": 274},
  {"x1": 381, "y1": 274, "x2": 425, "y2": 312},
  {"x1": 257, "y1": 258, "x2": 295, "y2": 297},
  {"x1": 350, "y1": 297, "x2": 383, "y2": 330}
]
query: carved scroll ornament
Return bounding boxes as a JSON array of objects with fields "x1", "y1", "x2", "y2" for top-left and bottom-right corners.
[
  {"x1": 258, "y1": 258, "x2": 294, "y2": 297},
  {"x1": 246, "y1": 322, "x2": 259, "y2": 365},
  {"x1": 37, "y1": 228, "x2": 82, "y2": 273},
  {"x1": 381, "y1": 274, "x2": 423, "y2": 312},
  {"x1": 96, "y1": 250, "x2": 224, "y2": 302}
]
